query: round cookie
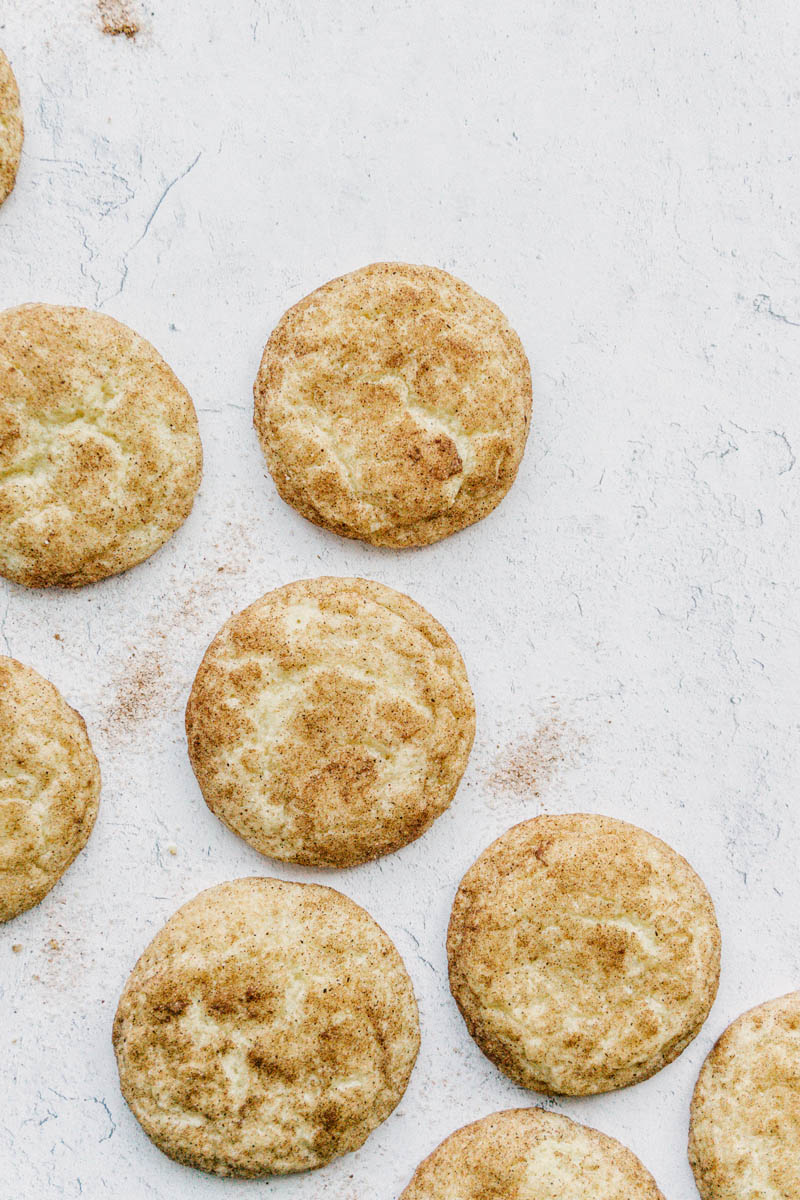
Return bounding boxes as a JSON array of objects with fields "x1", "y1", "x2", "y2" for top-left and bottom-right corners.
[
  {"x1": 0, "y1": 304, "x2": 202, "y2": 587},
  {"x1": 113, "y1": 877, "x2": 420, "y2": 1177},
  {"x1": 254, "y1": 262, "x2": 532, "y2": 547},
  {"x1": 399, "y1": 1107, "x2": 665, "y2": 1199},
  {"x1": 186, "y1": 576, "x2": 475, "y2": 867},
  {"x1": 0, "y1": 656, "x2": 100, "y2": 922},
  {"x1": 689, "y1": 992, "x2": 800, "y2": 1199},
  {"x1": 0, "y1": 50, "x2": 23, "y2": 205},
  {"x1": 447, "y1": 813, "x2": 720, "y2": 1095}
]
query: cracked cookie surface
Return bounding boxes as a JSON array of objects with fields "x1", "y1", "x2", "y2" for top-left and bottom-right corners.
[
  {"x1": 689, "y1": 991, "x2": 800, "y2": 1199},
  {"x1": 254, "y1": 262, "x2": 531, "y2": 546},
  {"x1": 0, "y1": 50, "x2": 23, "y2": 205},
  {"x1": 0, "y1": 304, "x2": 202, "y2": 587},
  {"x1": 113, "y1": 877, "x2": 419, "y2": 1177},
  {"x1": 447, "y1": 813, "x2": 720, "y2": 1094},
  {"x1": 186, "y1": 576, "x2": 475, "y2": 867},
  {"x1": 399, "y1": 1107, "x2": 665, "y2": 1199},
  {"x1": 0, "y1": 656, "x2": 100, "y2": 922}
]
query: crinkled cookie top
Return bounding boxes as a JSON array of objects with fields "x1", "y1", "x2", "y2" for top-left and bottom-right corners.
[
  {"x1": 689, "y1": 991, "x2": 800, "y2": 1200},
  {"x1": 448, "y1": 813, "x2": 720, "y2": 1094},
  {"x1": 0, "y1": 50, "x2": 23, "y2": 205},
  {"x1": 254, "y1": 262, "x2": 531, "y2": 546},
  {"x1": 0, "y1": 655, "x2": 100, "y2": 922},
  {"x1": 186, "y1": 575, "x2": 475, "y2": 867},
  {"x1": 399, "y1": 1107, "x2": 665, "y2": 1199},
  {"x1": 113, "y1": 876, "x2": 420, "y2": 1177},
  {"x1": 0, "y1": 304, "x2": 202, "y2": 587}
]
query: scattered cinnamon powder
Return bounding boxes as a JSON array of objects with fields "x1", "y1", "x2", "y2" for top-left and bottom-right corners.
[
  {"x1": 98, "y1": 0, "x2": 140, "y2": 38},
  {"x1": 106, "y1": 638, "x2": 167, "y2": 729},
  {"x1": 487, "y1": 707, "x2": 580, "y2": 802},
  {"x1": 103, "y1": 522, "x2": 258, "y2": 738}
]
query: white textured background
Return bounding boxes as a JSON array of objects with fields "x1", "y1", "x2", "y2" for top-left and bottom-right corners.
[{"x1": 1, "y1": 2, "x2": 799, "y2": 1197}]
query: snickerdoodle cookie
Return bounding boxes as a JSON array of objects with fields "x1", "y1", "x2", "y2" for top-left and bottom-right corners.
[
  {"x1": 254, "y1": 262, "x2": 531, "y2": 546},
  {"x1": 0, "y1": 304, "x2": 202, "y2": 587},
  {"x1": 447, "y1": 813, "x2": 720, "y2": 1094},
  {"x1": 689, "y1": 991, "x2": 800, "y2": 1199},
  {"x1": 399, "y1": 1107, "x2": 665, "y2": 1199},
  {"x1": 0, "y1": 50, "x2": 23, "y2": 205},
  {"x1": 113, "y1": 877, "x2": 419, "y2": 1176},
  {"x1": 186, "y1": 576, "x2": 474, "y2": 867},
  {"x1": 0, "y1": 656, "x2": 100, "y2": 922}
]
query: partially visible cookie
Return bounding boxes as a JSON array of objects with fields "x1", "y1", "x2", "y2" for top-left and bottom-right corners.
[
  {"x1": 186, "y1": 576, "x2": 475, "y2": 867},
  {"x1": 113, "y1": 877, "x2": 420, "y2": 1176},
  {"x1": 689, "y1": 992, "x2": 800, "y2": 1199},
  {"x1": 399, "y1": 1107, "x2": 665, "y2": 1199},
  {"x1": 447, "y1": 813, "x2": 721, "y2": 1094},
  {"x1": 254, "y1": 262, "x2": 532, "y2": 547},
  {"x1": 0, "y1": 304, "x2": 202, "y2": 587},
  {"x1": 0, "y1": 656, "x2": 100, "y2": 922},
  {"x1": 0, "y1": 50, "x2": 23, "y2": 205}
]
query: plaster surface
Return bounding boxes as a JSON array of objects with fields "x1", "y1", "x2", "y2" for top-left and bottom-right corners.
[{"x1": 1, "y1": 2, "x2": 799, "y2": 1197}]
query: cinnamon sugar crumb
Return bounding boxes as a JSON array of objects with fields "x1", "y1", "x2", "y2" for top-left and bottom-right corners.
[{"x1": 98, "y1": 0, "x2": 140, "y2": 38}]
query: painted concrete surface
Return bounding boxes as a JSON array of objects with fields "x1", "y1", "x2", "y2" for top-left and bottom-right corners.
[{"x1": 1, "y1": 2, "x2": 799, "y2": 1196}]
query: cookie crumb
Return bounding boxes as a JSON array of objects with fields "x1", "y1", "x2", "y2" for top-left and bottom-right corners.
[
  {"x1": 11, "y1": 943, "x2": 22, "y2": 953},
  {"x1": 48, "y1": 938, "x2": 61, "y2": 951},
  {"x1": 98, "y1": 0, "x2": 140, "y2": 38}
]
